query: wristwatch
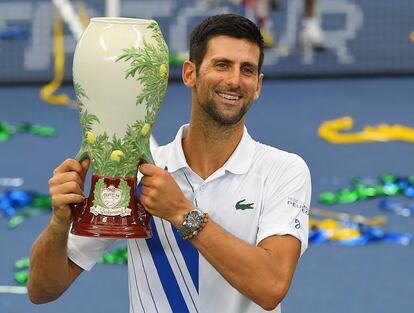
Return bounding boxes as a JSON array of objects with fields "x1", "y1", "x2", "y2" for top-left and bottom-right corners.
[{"x1": 178, "y1": 207, "x2": 206, "y2": 239}]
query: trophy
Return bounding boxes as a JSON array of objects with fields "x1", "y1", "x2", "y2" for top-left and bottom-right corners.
[{"x1": 70, "y1": 17, "x2": 169, "y2": 238}]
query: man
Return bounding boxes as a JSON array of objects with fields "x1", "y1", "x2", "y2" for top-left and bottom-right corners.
[
  {"x1": 28, "y1": 14, "x2": 311, "y2": 313},
  {"x1": 300, "y1": 0, "x2": 326, "y2": 50},
  {"x1": 204, "y1": 0, "x2": 326, "y2": 50}
]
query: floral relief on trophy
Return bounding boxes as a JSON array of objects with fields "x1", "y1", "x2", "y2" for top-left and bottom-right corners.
[{"x1": 116, "y1": 21, "x2": 169, "y2": 125}]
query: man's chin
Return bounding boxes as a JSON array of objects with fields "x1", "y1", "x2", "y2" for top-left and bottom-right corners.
[
  {"x1": 203, "y1": 100, "x2": 247, "y2": 126},
  {"x1": 211, "y1": 112, "x2": 245, "y2": 126}
]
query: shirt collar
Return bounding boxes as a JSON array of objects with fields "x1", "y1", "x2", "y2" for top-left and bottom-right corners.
[
  {"x1": 164, "y1": 124, "x2": 190, "y2": 173},
  {"x1": 165, "y1": 124, "x2": 256, "y2": 175},
  {"x1": 221, "y1": 126, "x2": 256, "y2": 174}
]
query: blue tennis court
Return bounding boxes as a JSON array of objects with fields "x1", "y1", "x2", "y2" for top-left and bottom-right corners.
[{"x1": 1, "y1": 76, "x2": 413, "y2": 313}]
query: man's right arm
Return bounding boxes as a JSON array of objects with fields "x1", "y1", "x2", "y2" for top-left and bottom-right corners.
[
  {"x1": 28, "y1": 159, "x2": 89, "y2": 304},
  {"x1": 28, "y1": 216, "x2": 83, "y2": 303}
]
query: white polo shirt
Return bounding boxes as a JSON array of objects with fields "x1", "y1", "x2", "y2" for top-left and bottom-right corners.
[{"x1": 68, "y1": 124, "x2": 311, "y2": 313}]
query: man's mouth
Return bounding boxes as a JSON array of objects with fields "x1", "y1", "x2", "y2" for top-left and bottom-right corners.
[{"x1": 217, "y1": 93, "x2": 242, "y2": 101}]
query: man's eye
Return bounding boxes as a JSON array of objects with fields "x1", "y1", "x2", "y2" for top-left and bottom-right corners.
[
  {"x1": 242, "y1": 67, "x2": 254, "y2": 75},
  {"x1": 216, "y1": 63, "x2": 227, "y2": 69}
]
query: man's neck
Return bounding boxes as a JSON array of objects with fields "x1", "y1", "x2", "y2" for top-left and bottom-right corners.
[{"x1": 182, "y1": 118, "x2": 244, "y2": 180}]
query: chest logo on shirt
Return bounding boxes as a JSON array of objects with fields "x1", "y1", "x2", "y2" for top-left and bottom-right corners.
[{"x1": 235, "y1": 199, "x2": 254, "y2": 210}]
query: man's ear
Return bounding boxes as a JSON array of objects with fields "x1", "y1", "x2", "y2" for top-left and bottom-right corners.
[
  {"x1": 182, "y1": 60, "x2": 196, "y2": 88},
  {"x1": 254, "y1": 73, "x2": 264, "y2": 100}
]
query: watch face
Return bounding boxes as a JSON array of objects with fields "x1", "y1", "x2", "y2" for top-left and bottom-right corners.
[{"x1": 185, "y1": 210, "x2": 203, "y2": 228}]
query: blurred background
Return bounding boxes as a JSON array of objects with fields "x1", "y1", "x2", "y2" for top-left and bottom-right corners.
[{"x1": 0, "y1": 1, "x2": 413, "y2": 312}]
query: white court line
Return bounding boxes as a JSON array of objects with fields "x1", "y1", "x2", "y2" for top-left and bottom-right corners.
[{"x1": 0, "y1": 285, "x2": 27, "y2": 294}]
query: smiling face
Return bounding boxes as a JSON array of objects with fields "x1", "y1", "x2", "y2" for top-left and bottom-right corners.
[{"x1": 183, "y1": 35, "x2": 263, "y2": 128}]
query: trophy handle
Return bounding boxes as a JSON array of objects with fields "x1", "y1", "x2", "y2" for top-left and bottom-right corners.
[
  {"x1": 70, "y1": 143, "x2": 89, "y2": 223},
  {"x1": 75, "y1": 141, "x2": 88, "y2": 163}
]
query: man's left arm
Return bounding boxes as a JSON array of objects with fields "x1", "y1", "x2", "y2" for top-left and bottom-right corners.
[
  {"x1": 139, "y1": 162, "x2": 309, "y2": 311},
  {"x1": 187, "y1": 219, "x2": 301, "y2": 311}
]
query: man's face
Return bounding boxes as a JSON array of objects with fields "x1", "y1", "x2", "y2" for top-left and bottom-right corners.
[{"x1": 191, "y1": 35, "x2": 263, "y2": 126}]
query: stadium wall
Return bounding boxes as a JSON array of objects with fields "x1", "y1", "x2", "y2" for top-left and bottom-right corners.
[{"x1": 0, "y1": 0, "x2": 413, "y2": 83}]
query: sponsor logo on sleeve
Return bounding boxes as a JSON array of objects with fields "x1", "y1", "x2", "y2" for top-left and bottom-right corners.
[
  {"x1": 294, "y1": 218, "x2": 301, "y2": 229},
  {"x1": 287, "y1": 197, "x2": 309, "y2": 215}
]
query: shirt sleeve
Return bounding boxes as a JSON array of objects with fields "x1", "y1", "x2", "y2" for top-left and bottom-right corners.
[
  {"x1": 256, "y1": 154, "x2": 311, "y2": 257},
  {"x1": 67, "y1": 233, "x2": 116, "y2": 271}
]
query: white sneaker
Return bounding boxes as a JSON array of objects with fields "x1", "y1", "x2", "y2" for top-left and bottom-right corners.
[{"x1": 299, "y1": 17, "x2": 327, "y2": 51}]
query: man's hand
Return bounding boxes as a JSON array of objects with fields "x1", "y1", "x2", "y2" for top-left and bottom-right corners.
[
  {"x1": 139, "y1": 163, "x2": 192, "y2": 228},
  {"x1": 48, "y1": 158, "x2": 90, "y2": 226}
]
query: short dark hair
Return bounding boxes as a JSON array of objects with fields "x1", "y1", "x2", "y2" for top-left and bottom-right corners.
[{"x1": 189, "y1": 14, "x2": 264, "y2": 73}]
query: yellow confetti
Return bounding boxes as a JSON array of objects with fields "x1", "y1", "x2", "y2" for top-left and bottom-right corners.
[
  {"x1": 316, "y1": 219, "x2": 339, "y2": 230},
  {"x1": 318, "y1": 116, "x2": 414, "y2": 144},
  {"x1": 329, "y1": 228, "x2": 360, "y2": 241}
]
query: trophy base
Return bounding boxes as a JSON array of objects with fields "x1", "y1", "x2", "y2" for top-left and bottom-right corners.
[
  {"x1": 71, "y1": 223, "x2": 152, "y2": 238},
  {"x1": 70, "y1": 175, "x2": 152, "y2": 239}
]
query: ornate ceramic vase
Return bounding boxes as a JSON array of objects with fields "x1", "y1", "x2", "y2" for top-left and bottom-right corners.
[{"x1": 71, "y1": 17, "x2": 169, "y2": 238}]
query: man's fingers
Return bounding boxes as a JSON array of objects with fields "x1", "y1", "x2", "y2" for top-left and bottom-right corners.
[
  {"x1": 52, "y1": 194, "x2": 84, "y2": 207},
  {"x1": 54, "y1": 159, "x2": 83, "y2": 175},
  {"x1": 140, "y1": 176, "x2": 153, "y2": 187},
  {"x1": 139, "y1": 190, "x2": 155, "y2": 211},
  {"x1": 80, "y1": 158, "x2": 90, "y2": 179},
  {"x1": 139, "y1": 163, "x2": 163, "y2": 177},
  {"x1": 50, "y1": 181, "x2": 84, "y2": 198},
  {"x1": 49, "y1": 158, "x2": 88, "y2": 215},
  {"x1": 140, "y1": 185, "x2": 153, "y2": 197},
  {"x1": 49, "y1": 172, "x2": 83, "y2": 189}
]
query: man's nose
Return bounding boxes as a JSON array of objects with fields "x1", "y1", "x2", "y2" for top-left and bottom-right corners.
[{"x1": 225, "y1": 67, "x2": 241, "y2": 87}]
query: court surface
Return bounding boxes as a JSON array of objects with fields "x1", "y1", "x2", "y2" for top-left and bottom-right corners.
[{"x1": 1, "y1": 76, "x2": 413, "y2": 313}]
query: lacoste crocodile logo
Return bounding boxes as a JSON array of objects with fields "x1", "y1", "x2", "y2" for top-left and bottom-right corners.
[{"x1": 235, "y1": 199, "x2": 254, "y2": 210}]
